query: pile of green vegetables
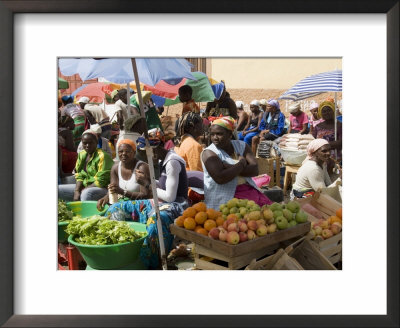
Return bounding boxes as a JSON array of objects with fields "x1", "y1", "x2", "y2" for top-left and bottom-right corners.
[
  {"x1": 58, "y1": 200, "x2": 75, "y2": 222},
  {"x1": 66, "y1": 215, "x2": 147, "y2": 245}
]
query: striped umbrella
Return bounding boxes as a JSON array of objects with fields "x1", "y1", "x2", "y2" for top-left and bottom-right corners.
[{"x1": 279, "y1": 70, "x2": 342, "y2": 101}]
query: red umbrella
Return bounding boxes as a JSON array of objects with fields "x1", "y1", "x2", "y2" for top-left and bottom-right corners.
[{"x1": 74, "y1": 82, "x2": 118, "y2": 103}]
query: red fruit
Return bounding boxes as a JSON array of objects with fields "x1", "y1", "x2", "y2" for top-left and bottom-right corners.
[
  {"x1": 208, "y1": 227, "x2": 220, "y2": 239},
  {"x1": 239, "y1": 231, "x2": 248, "y2": 243},
  {"x1": 227, "y1": 222, "x2": 239, "y2": 232}
]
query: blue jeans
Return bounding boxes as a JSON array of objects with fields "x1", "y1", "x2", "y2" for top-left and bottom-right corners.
[
  {"x1": 58, "y1": 184, "x2": 108, "y2": 201},
  {"x1": 238, "y1": 131, "x2": 259, "y2": 146}
]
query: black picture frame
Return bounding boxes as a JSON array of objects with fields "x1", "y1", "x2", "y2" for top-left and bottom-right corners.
[{"x1": 1, "y1": 1, "x2": 398, "y2": 327}]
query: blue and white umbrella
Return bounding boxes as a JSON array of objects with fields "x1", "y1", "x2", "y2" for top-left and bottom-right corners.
[{"x1": 279, "y1": 70, "x2": 342, "y2": 101}]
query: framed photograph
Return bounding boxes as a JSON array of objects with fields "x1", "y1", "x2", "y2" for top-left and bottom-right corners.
[{"x1": 1, "y1": 1, "x2": 398, "y2": 327}]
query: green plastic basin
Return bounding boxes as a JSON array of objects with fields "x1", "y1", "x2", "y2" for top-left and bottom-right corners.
[
  {"x1": 58, "y1": 201, "x2": 109, "y2": 243},
  {"x1": 67, "y1": 222, "x2": 147, "y2": 270}
]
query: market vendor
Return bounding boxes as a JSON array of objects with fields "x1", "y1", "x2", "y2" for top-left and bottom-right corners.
[
  {"x1": 291, "y1": 139, "x2": 342, "y2": 199},
  {"x1": 238, "y1": 100, "x2": 263, "y2": 146},
  {"x1": 204, "y1": 83, "x2": 237, "y2": 120},
  {"x1": 61, "y1": 95, "x2": 85, "y2": 147},
  {"x1": 201, "y1": 116, "x2": 272, "y2": 210},
  {"x1": 76, "y1": 124, "x2": 112, "y2": 157},
  {"x1": 78, "y1": 97, "x2": 112, "y2": 140},
  {"x1": 58, "y1": 130, "x2": 114, "y2": 201},
  {"x1": 287, "y1": 102, "x2": 309, "y2": 134},
  {"x1": 103, "y1": 130, "x2": 188, "y2": 269},
  {"x1": 96, "y1": 139, "x2": 151, "y2": 210}
]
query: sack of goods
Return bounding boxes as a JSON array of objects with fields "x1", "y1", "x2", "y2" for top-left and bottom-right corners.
[
  {"x1": 278, "y1": 133, "x2": 314, "y2": 151},
  {"x1": 258, "y1": 140, "x2": 274, "y2": 158}
]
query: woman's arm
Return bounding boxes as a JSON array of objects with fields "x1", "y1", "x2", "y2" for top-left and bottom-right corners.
[
  {"x1": 246, "y1": 113, "x2": 263, "y2": 134},
  {"x1": 73, "y1": 180, "x2": 84, "y2": 201},
  {"x1": 299, "y1": 123, "x2": 308, "y2": 134},
  {"x1": 202, "y1": 149, "x2": 246, "y2": 185},
  {"x1": 156, "y1": 160, "x2": 181, "y2": 203},
  {"x1": 242, "y1": 116, "x2": 251, "y2": 135},
  {"x1": 239, "y1": 144, "x2": 259, "y2": 177}
]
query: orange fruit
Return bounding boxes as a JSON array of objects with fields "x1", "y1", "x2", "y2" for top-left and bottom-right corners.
[
  {"x1": 182, "y1": 207, "x2": 197, "y2": 218},
  {"x1": 336, "y1": 208, "x2": 342, "y2": 219},
  {"x1": 194, "y1": 225, "x2": 203, "y2": 233},
  {"x1": 215, "y1": 217, "x2": 225, "y2": 227},
  {"x1": 206, "y1": 208, "x2": 220, "y2": 220},
  {"x1": 196, "y1": 228, "x2": 208, "y2": 236},
  {"x1": 183, "y1": 217, "x2": 196, "y2": 230},
  {"x1": 192, "y1": 202, "x2": 207, "y2": 213},
  {"x1": 328, "y1": 216, "x2": 342, "y2": 225},
  {"x1": 204, "y1": 219, "x2": 217, "y2": 231},
  {"x1": 174, "y1": 216, "x2": 184, "y2": 227},
  {"x1": 226, "y1": 213, "x2": 239, "y2": 222},
  {"x1": 195, "y1": 211, "x2": 208, "y2": 225}
]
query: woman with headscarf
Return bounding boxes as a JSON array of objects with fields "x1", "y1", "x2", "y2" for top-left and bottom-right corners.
[
  {"x1": 287, "y1": 102, "x2": 309, "y2": 134},
  {"x1": 96, "y1": 139, "x2": 150, "y2": 210},
  {"x1": 201, "y1": 117, "x2": 272, "y2": 210},
  {"x1": 235, "y1": 100, "x2": 248, "y2": 132},
  {"x1": 291, "y1": 139, "x2": 342, "y2": 199},
  {"x1": 205, "y1": 83, "x2": 237, "y2": 120},
  {"x1": 61, "y1": 95, "x2": 85, "y2": 146},
  {"x1": 312, "y1": 100, "x2": 342, "y2": 161},
  {"x1": 252, "y1": 99, "x2": 286, "y2": 154},
  {"x1": 58, "y1": 130, "x2": 114, "y2": 201},
  {"x1": 309, "y1": 101, "x2": 323, "y2": 135},
  {"x1": 238, "y1": 100, "x2": 263, "y2": 146},
  {"x1": 103, "y1": 129, "x2": 188, "y2": 269}
]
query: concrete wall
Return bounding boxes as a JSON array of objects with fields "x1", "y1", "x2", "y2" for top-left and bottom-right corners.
[{"x1": 209, "y1": 58, "x2": 342, "y2": 89}]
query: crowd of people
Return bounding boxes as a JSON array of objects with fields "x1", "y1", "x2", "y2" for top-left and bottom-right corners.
[{"x1": 58, "y1": 82, "x2": 342, "y2": 269}]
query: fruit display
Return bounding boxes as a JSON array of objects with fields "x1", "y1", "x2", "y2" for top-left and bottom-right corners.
[
  {"x1": 307, "y1": 215, "x2": 342, "y2": 241},
  {"x1": 174, "y1": 199, "x2": 307, "y2": 245}
]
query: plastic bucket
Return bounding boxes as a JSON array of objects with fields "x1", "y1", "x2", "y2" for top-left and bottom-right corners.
[
  {"x1": 67, "y1": 222, "x2": 147, "y2": 270},
  {"x1": 58, "y1": 201, "x2": 109, "y2": 243}
]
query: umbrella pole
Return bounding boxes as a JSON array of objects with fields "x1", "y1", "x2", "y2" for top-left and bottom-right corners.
[
  {"x1": 131, "y1": 58, "x2": 168, "y2": 271},
  {"x1": 334, "y1": 93, "x2": 338, "y2": 160},
  {"x1": 126, "y1": 82, "x2": 131, "y2": 118}
]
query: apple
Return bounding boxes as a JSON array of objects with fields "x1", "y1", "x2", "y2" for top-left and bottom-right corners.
[
  {"x1": 267, "y1": 223, "x2": 277, "y2": 233},
  {"x1": 282, "y1": 209, "x2": 293, "y2": 221},
  {"x1": 307, "y1": 229, "x2": 316, "y2": 239},
  {"x1": 275, "y1": 216, "x2": 288, "y2": 230},
  {"x1": 314, "y1": 235, "x2": 324, "y2": 243},
  {"x1": 322, "y1": 229, "x2": 333, "y2": 239},
  {"x1": 239, "y1": 231, "x2": 248, "y2": 243},
  {"x1": 238, "y1": 221, "x2": 248, "y2": 232},
  {"x1": 314, "y1": 226, "x2": 323, "y2": 235},
  {"x1": 226, "y1": 231, "x2": 240, "y2": 245},
  {"x1": 330, "y1": 224, "x2": 341, "y2": 235},
  {"x1": 226, "y1": 217, "x2": 236, "y2": 226},
  {"x1": 247, "y1": 220, "x2": 258, "y2": 231},
  {"x1": 320, "y1": 220, "x2": 330, "y2": 229},
  {"x1": 288, "y1": 220, "x2": 297, "y2": 227},
  {"x1": 295, "y1": 210, "x2": 308, "y2": 223},
  {"x1": 218, "y1": 228, "x2": 228, "y2": 242},
  {"x1": 247, "y1": 230, "x2": 257, "y2": 240},
  {"x1": 208, "y1": 227, "x2": 220, "y2": 239},
  {"x1": 262, "y1": 208, "x2": 274, "y2": 221},
  {"x1": 256, "y1": 219, "x2": 266, "y2": 228},
  {"x1": 256, "y1": 224, "x2": 268, "y2": 236},
  {"x1": 239, "y1": 207, "x2": 247, "y2": 216},
  {"x1": 227, "y1": 222, "x2": 239, "y2": 232},
  {"x1": 286, "y1": 200, "x2": 300, "y2": 213},
  {"x1": 332, "y1": 222, "x2": 342, "y2": 230},
  {"x1": 243, "y1": 214, "x2": 250, "y2": 221},
  {"x1": 269, "y1": 202, "x2": 283, "y2": 211},
  {"x1": 273, "y1": 210, "x2": 283, "y2": 219}
]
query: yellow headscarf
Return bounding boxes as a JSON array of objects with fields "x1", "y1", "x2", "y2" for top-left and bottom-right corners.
[{"x1": 318, "y1": 101, "x2": 335, "y2": 119}]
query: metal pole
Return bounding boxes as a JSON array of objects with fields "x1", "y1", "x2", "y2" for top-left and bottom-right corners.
[
  {"x1": 334, "y1": 92, "x2": 338, "y2": 160},
  {"x1": 126, "y1": 82, "x2": 130, "y2": 117},
  {"x1": 131, "y1": 58, "x2": 168, "y2": 270}
]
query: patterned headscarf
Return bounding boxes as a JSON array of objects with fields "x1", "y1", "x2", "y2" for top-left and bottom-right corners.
[
  {"x1": 303, "y1": 138, "x2": 330, "y2": 163},
  {"x1": 211, "y1": 116, "x2": 236, "y2": 131},
  {"x1": 318, "y1": 101, "x2": 335, "y2": 119},
  {"x1": 136, "y1": 128, "x2": 165, "y2": 150},
  {"x1": 267, "y1": 98, "x2": 280, "y2": 110}
]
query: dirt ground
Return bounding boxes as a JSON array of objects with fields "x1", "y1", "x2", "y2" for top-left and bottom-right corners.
[{"x1": 162, "y1": 89, "x2": 342, "y2": 123}]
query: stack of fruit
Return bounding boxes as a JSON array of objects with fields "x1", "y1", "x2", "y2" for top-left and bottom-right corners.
[
  {"x1": 307, "y1": 208, "x2": 342, "y2": 241},
  {"x1": 174, "y1": 199, "x2": 308, "y2": 245}
]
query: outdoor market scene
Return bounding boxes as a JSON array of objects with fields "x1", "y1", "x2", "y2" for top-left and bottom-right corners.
[{"x1": 57, "y1": 58, "x2": 343, "y2": 271}]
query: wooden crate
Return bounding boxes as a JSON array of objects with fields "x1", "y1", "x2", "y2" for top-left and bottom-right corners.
[
  {"x1": 194, "y1": 243, "x2": 279, "y2": 270},
  {"x1": 245, "y1": 237, "x2": 336, "y2": 270},
  {"x1": 170, "y1": 221, "x2": 311, "y2": 258},
  {"x1": 297, "y1": 193, "x2": 342, "y2": 264}
]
